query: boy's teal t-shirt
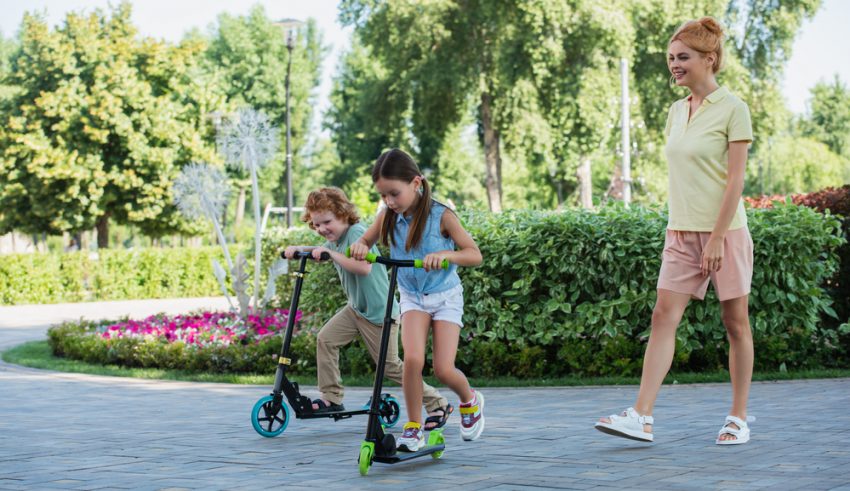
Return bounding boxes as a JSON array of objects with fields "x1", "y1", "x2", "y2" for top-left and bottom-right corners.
[{"x1": 324, "y1": 222, "x2": 399, "y2": 324}]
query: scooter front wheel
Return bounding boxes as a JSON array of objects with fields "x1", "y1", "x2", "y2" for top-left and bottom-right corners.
[
  {"x1": 251, "y1": 395, "x2": 290, "y2": 437},
  {"x1": 428, "y1": 429, "x2": 445, "y2": 459},
  {"x1": 358, "y1": 441, "x2": 374, "y2": 476}
]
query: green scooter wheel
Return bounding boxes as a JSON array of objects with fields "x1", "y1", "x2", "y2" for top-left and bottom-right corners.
[
  {"x1": 358, "y1": 441, "x2": 374, "y2": 476},
  {"x1": 428, "y1": 428, "x2": 445, "y2": 459}
]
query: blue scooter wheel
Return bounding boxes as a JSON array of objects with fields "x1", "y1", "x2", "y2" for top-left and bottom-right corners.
[
  {"x1": 379, "y1": 396, "x2": 401, "y2": 428},
  {"x1": 251, "y1": 395, "x2": 290, "y2": 437}
]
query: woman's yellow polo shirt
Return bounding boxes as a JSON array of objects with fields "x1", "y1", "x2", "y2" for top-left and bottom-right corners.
[{"x1": 664, "y1": 86, "x2": 753, "y2": 231}]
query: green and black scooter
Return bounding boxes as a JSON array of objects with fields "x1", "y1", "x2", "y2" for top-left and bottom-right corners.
[
  {"x1": 250, "y1": 250, "x2": 401, "y2": 437},
  {"x1": 346, "y1": 248, "x2": 449, "y2": 476}
]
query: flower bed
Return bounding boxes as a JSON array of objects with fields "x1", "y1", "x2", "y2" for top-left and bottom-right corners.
[
  {"x1": 47, "y1": 309, "x2": 323, "y2": 374},
  {"x1": 99, "y1": 310, "x2": 301, "y2": 348}
]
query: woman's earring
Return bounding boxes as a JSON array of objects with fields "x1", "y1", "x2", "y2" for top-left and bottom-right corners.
[{"x1": 417, "y1": 186, "x2": 423, "y2": 196}]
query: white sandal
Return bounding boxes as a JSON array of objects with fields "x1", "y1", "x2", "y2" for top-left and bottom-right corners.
[
  {"x1": 716, "y1": 415, "x2": 750, "y2": 445},
  {"x1": 595, "y1": 407, "x2": 654, "y2": 442}
]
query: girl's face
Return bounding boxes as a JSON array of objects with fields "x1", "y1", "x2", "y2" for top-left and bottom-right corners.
[
  {"x1": 668, "y1": 40, "x2": 715, "y2": 88},
  {"x1": 375, "y1": 176, "x2": 421, "y2": 216},
  {"x1": 310, "y1": 210, "x2": 348, "y2": 243}
]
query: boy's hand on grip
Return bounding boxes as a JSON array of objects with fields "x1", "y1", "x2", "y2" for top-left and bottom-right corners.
[
  {"x1": 312, "y1": 247, "x2": 331, "y2": 262},
  {"x1": 283, "y1": 246, "x2": 300, "y2": 259}
]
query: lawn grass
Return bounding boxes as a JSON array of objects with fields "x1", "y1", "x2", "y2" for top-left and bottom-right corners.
[{"x1": 4, "y1": 340, "x2": 850, "y2": 387}]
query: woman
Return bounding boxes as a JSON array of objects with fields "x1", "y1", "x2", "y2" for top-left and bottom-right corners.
[{"x1": 595, "y1": 16, "x2": 754, "y2": 445}]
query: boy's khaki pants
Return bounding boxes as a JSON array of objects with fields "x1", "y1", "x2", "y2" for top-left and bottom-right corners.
[{"x1": 316, "y1": 305, "x2": 448, "y2": 412}]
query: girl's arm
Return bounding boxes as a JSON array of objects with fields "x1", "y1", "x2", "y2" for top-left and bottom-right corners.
[
  {"x1": 348, "y1": 209, "x2": 385, "y2": 261},
  {"x1": 422, "y1": 211, "x2": 482, "y2": 271},
  {"x1": 701, "y1": 140, "x2": 748, "y2": 276}
]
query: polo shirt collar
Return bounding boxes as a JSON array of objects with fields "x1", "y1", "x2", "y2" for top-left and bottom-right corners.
[{"x1": 688, "y1": 86, "x2": 728, "y2": 104}]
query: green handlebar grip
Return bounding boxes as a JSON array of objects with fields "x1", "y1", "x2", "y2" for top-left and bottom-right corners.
[
  {"x1": 413, "y1": 259, "x2": 449, "y2": 269},
  {"x1": 345, "y1": 247, "x2": 449, "y2": 269},
  {"x1": 345, "y1": 246, "x2": 376, "y2": 262}
]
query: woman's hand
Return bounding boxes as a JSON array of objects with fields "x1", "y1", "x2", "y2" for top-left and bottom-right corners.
[
  {"x1": 701, "y1": 235, "x2": 724, "y2": 276},
  {"x1": 348, "y1": 241, "x2": 370, "y2": 261},
  {"x1": 423, "y1": 251, "x2": 452, "y2": 272}
]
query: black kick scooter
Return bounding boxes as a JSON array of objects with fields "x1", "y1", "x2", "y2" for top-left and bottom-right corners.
[
  {"x1": 346, "y1": 248, "x2": 449, "y2": 476},
  {"x1": 250, "y1": 250, "x2": 401, "y2": 437}
]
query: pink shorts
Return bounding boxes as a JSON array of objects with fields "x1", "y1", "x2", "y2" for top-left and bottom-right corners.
[{"x1": 657, "y1": 227, "x2": 753, "y2": 301}]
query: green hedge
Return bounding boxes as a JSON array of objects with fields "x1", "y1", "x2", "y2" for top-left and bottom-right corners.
[
  {"x1": 0, "y1": 247, "x2": 226, "y2": 305},
  {"x1": 261, "y1": 203, "x2": 847, "y2": 377},
  {"x1": 47, "y1": 203, "x2": 847, "y2": 378}
]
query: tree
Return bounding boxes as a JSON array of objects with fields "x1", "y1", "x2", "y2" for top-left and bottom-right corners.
[
  {"x1": 0, "y1": 30, "x2": 18, "y2": 103},
  {"x1": 340, "y1": 0, "x2": 522, "y2": 212},
  {"x1": 499, "y1": 1, "x2": 633, "y2": 208},
  {"x1": 324, "y1": 37, "x2": 412, "y2": 191},
  {"x1": 623, "y1": 0, "x2": 821, "y2": 203},
  {"x1": 0, "y1": 4, "x2": 220, "y2": 246},
  {"x1": 750, "y1": 135, "x2": 846, "y2": 194},
  {"x1": 205, "y1": 6, "x2": 325, "y2": 217},
  {"x1": 801, "y1": 76, "x2": 850, "y2": 159}
]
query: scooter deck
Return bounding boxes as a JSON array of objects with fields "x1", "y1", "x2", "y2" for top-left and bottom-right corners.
[
  {"x1": 296, "y1": 408, "x2": 369, "y2": 420},
  {"x1": 373, "y1": 444, "x2": 445, "y2": 463}
]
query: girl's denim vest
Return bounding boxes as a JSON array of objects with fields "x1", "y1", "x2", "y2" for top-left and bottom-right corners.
[{"x1": 390, "y1": 200, "x2": 462, "y2": 295}]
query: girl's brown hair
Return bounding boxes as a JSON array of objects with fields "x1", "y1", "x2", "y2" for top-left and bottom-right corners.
[
  {"x1": 669, "y1": 16, "x2": 725, "y2": 73},
  {"x1": 372, "y1": 149, "x2": 431, "y2": 251},
  {"x1": 301, "y1": 187, "x2": 360, "y2": 229}
]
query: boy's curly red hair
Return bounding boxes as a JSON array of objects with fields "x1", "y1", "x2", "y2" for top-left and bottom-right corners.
[{"x1": 301, "y1": 187, "x2": 360, "y2": 229}]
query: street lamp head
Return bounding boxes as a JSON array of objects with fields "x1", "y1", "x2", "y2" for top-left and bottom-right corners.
[{"x1": 272, "y1": 18, "x2": 304, "y2": 49}]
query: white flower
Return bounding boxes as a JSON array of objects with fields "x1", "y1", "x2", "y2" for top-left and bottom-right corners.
[
  {"x1": 217, "y1": 108, "x2": 278, "y2": 172},
  {"x1": 173, "y1": 163, "x2": 230, "y2": 220}
]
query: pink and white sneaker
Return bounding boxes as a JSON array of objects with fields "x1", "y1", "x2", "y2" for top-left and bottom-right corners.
[{"x1": 459, "y1": 390, "x2": 485, "y2": 441}]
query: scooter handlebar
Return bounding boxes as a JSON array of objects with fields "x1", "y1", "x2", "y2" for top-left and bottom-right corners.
[
  {"x1": 345, "y1": 247, "x2": 449, "y2": 269},
  {"x1": 281, "y1": 250, "x2": 331, "y2": 261}
]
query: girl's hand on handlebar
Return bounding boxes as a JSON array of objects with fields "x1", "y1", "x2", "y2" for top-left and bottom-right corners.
[
  {"x1": 423, "y1": 252, "x2": 450, "y2": 271},
  {"x1": 349, "y1": 242, "x2": 370, "y2": 261}
]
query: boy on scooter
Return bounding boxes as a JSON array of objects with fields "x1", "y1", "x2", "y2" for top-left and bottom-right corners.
[{"x1": 283, "y1": 187, "x2": 453, "y2": 430}]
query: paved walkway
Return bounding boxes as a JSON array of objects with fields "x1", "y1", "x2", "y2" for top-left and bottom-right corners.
[{"x1": 1, "y1": 298, "x2": 849, "y2": 490}]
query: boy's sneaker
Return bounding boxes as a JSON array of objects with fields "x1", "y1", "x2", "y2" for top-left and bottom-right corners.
[
  {"x1": 460, "y1": 390, "x2": 485, "y2": 441},
  {"x1": 396, "y1": 422, "x2": 425, "y2": 452}
]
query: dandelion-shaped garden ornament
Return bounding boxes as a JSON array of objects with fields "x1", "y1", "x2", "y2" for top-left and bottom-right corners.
[
  {"x1": 173, "y1": 163, "x2": 236, "y2": 309},
  {"x1": 217, "y1": 108, "x2": 279, "y2": 310}
]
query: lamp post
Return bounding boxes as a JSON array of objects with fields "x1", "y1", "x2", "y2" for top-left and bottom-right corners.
[{"x1": 273, "y1": 18, "x2": 304, "y2": 228}]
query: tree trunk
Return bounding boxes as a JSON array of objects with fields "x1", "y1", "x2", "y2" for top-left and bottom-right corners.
[
  {"x1": 577, "y1": 157, "x2": 593, "y2": 209},
  {"x1": 480, "y1": 91, "x2": 503, "y2": 212},
  {"x1": 96, "y1": 214, "x2": 110, "y2": 249}
]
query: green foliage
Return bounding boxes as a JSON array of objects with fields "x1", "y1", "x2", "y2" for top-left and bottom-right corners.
[
  {"x1": 0, "y1": 4, "x2": 221, "y2": 240},
  {"x1": 800, "y1": 76, "x2": 850, "y2": 160},
  {"x1": 0, "y1": 30, "x2": 18, "y2": 103},
  {"x1": 748, "y1": 135, "x2": 847, "y2": 195},
  {"x1": 0, "y1": 247, "x2": 225, "y2": 305},
  {"x1": 205, "y1": 6, "x2": 325, "y2": 208},
  {"x1": 45, "y1": 204, "x2": 847, "y2": 376},
  {"x1": 265, "y1": 204, "x2": 846, "y2": 376}
]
